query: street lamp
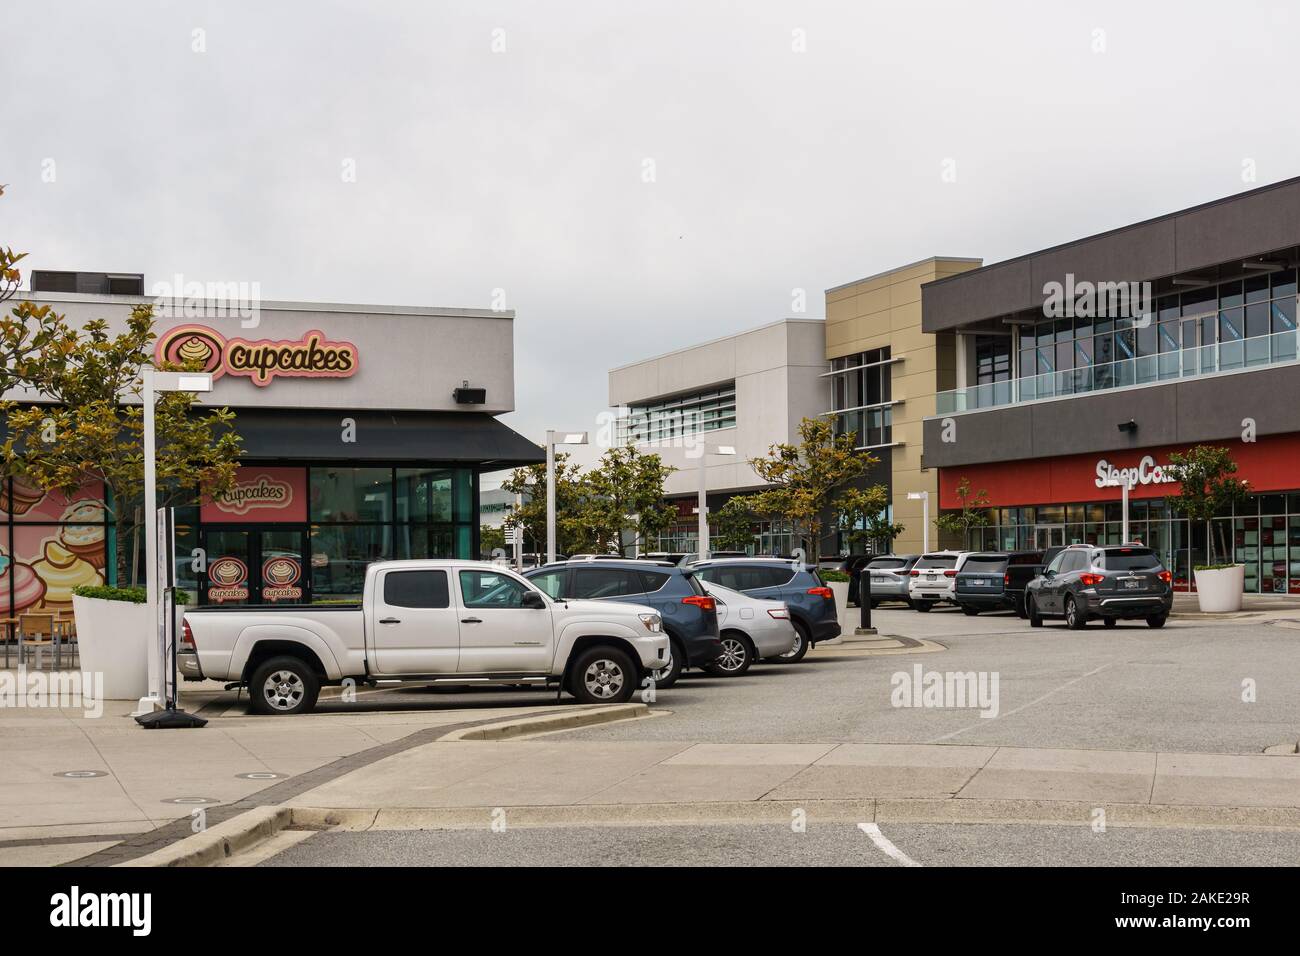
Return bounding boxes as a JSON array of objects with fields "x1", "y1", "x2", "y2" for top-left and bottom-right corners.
[
  {"x1": 134, "y1": 369, "x2": 212, "y2": 722},
  {"x1": 907, "y1": 491, "x2": 931, "y2": 553},
  {"x1": 695, "y1": 443, "x2": 736, "y2": 561},
  {"x1": 546, "y1": 430, "x2": 588, "y2": 564}
]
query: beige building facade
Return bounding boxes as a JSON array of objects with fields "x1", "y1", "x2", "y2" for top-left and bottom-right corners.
[{"x1": 825, "y1": 256, "x2": 982, "y2": 555}]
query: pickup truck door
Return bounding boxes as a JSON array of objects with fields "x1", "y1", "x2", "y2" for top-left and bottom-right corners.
[
  {"x1": 369, "y1": 567, "x2": 460, "y2": 674},
  {"x1": 455, "y1": 567, "x2": 555, "y2": 673}
]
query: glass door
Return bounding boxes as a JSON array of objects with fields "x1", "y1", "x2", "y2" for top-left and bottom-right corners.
[
  {"x1": 201, "y1": 527, "x2": 309, "y2": 605},
  {"x1": 1034, "y1": 525, "x2": 1065, "y2": 550},
  {"x1": 203, "y1": 529, "x2": 253, "y2": 605}
]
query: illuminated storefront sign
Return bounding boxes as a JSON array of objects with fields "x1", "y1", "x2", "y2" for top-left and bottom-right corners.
[{"x1": 155, "y1": 324, "x2": 359, "y2": 387}]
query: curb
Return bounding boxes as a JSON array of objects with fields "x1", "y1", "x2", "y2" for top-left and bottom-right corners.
[
  {"x1": 116, "y1": 807, "x2": 291, "y2": 868},
  {"x1": 438, "y1": 703, "x2": 651, "y2": 741},
  {"x1": 286, "y1": 797, "x2": 1300, "y2": 833}
]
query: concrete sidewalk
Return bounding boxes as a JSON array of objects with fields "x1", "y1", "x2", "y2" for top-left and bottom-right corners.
[{"x1": 284, "y1": 735, "x2": 1300, "y2": 826}]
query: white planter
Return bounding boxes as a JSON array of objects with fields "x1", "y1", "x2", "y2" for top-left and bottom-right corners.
[
  {"x1": 71, "y1": 594, "x2": 153, "y2": 700},
  {"x1": 1192, "y1": 564, "x2": 1246, "y2": 613},
  {"x1": 828, "y1": 580, "x2": 851, "y2": 632}
]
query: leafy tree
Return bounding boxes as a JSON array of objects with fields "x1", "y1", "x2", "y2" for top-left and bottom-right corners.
[
  {"x1": 500, "y1": 452, "x2": 590, "y2": 557},
  {"x1": 1163, "y1": 445, "x2": 1249, "y2": 568},
  {"x1": 0, "y1": 185, "x2": 74, "y2": 394},
  {"x1": 582, "y1": 444, "x2": 677, "y2": 556},
  {"x1": 744, "y1": 417, "x2": 880, "y2": 563},
  {"x1": 479, "y1": 524, "x2": 507, "y2": 557},
  {"x1": 834, "y1": 484, "x2": 901, "y2": 552},
  {"x1": 711, "y1": 496, "x2": 758, "y2": 553},
  {"x1": 2, "y1": 304, "x2": 243, "y2": 585},
  {"x1": 933, "y1": 477, "x2": 991, "y2": 547}
]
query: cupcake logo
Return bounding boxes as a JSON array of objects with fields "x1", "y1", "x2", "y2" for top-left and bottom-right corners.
[
  {"x1": 211, "y1": 474, "x2": 294, "y2": 517},
  {"x1": 154, "y1": 324, "x2": 359, "y2": 388},
  {"x1": 262, "y1": 556, "x2": 303, "y2": 603},
  {"x1": 208, "y1": 556, "x2": 250, "y2": 603}
]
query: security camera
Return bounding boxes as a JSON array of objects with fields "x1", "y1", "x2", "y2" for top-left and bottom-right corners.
[{"x1": 1117, "y1": 419, "x2": 1137, "y2": 433}]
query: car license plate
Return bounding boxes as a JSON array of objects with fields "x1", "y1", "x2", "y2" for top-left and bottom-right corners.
[
  {"x1": 872, "y1": 576, "x2": 887, "y2": 584},
  {"x1": 970, "y1": 578, "x2": 986, "y2": 586},
  {"x1": 1123, "y1": 579, "x2": 1141, "y2": 590}
]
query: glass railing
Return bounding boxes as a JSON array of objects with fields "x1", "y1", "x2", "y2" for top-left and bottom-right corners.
[{"x1": 935, "y1": 329, "x2": 1300, "y2": 415}]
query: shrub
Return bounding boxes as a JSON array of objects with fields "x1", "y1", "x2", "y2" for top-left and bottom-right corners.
[
  {"x1": 72, "y1": 585, "x2": 193, "y2": 604},
  {"x1": 821, "y1": 569, "x2": 851, "y2": 583}
]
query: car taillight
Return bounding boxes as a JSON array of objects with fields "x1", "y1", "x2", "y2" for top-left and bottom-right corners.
[
  {"x1": 807, "y1": 586, "x2": 834, "y2": 599},
  {"x1": 181, "y1": 618, "x2": 197, "y2": 651},
  {"x1": 943, "y1": 570, "x2": 957, "y2": 577},
  {"x1": 682, "y1": 595, "x2": 716, "y2": 613},
  {"x1": 909, "y1": 569, "x2": 920, "y2": 576},
  {"x1": 1079, "y1": 573, "x2": 1104, "y2": 587},
  {"x1": 1004, "y1": 573, "x2": 1010, "y2": 585},
  {"x1": 767, "y1": 607, "x2": 790, "y2": 619},
  {"x1": 1157, "y1": 570, "x2": 1172, "y2": 583}
]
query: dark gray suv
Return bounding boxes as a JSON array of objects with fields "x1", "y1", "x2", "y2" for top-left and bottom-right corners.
[
  {"x1": 1024, "y1": 545, "x2": 1173, "y2": 629},
  {"x1": 525, "y1": 560, "x2": 723, "y2": 687},
  {"x1": 690, "y1": 558, "x2": 840, "y2": 662}
]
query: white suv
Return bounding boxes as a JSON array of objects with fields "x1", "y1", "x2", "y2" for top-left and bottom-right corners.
[{"x1": 907, "y1": 551, "x2": 972, "y2": 611}]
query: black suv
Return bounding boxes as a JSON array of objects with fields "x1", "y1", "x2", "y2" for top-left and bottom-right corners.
[
  {"x1": 954, "y1": 551, "x2": 1046, "y2": 616},
  {"x1": 524, "y1": 559, "x2": 723, "y2": 687},
  {"x1": 1024, "y1": 545, "x2": 1173, "y2": 629},
  {"x1": 690, "y1": 558, "x2": 840, "y2": 662}
]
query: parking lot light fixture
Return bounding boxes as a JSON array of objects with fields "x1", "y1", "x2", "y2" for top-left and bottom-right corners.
[
  {"x1": 545, "y1": 429, "x2": 588, "y2": 564},
  {"x1": 697, "y1": 443, "x2": 737, "y2": 560},
  {"x1": 907, "y1": 491, "x2": 930, "y2": 553}
]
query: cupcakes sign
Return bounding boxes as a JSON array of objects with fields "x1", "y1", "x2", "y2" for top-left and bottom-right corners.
[
  {"x1": 262, "y1": 555, "x2": 303, "y2": 602},
  {"x1": 207, "y1": 556, "x2": 250, "y2": 603},
  {"x1": 155, "y1": 324, "x2": 359, "y2": 387}
]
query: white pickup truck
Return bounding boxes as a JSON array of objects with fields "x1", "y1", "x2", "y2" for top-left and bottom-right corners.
[{"x1": 180, "y1": 560, "x2": 670, "y2": 714}]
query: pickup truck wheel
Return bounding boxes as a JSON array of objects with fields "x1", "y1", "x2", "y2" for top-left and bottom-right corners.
[
  {"x1": 705, "y1": 632, "x2": 753, "y2": 677},
  {"x1": 647, "y1": 639, "x2": 683, "y2": 689},
  {"x1": 570, "y1": 646, "x2": 636, "y2": 704},
  {"x1": 249, "y1": 656, "x2": 320, "y2": 716}
]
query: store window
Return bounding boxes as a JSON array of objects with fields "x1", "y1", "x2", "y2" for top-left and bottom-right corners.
[{"x1": 310, "y1": 468, "x2": 393, "y2": 522}]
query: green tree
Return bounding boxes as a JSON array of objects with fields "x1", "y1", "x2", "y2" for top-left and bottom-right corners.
[
  {"x1": 744, "y1": 417, "x2": 880, "y2": 563},
  {"x1": 0, "y1": 185, "x2": 76, "y2": 394},
  {"x1": 711, "y1": 496, "x2": 758, "y2": 553},
  {"x1": 933, "y1": 477, "x2": 990, "y2": 547},
  {"x1": 582, "y1": 444, "x2": 677, "y2": 556},
  {"x1": 2, "y1": 304, "x2": 243, "y2": 585},
  {"x1": 1163, "y1": 445, "x2": 1249, "y2": 568},
  {"x1": 834, "y1": 484, "x2": 901, "y2": 552},
  {"x1": 479, "y1": 524, "x2": 507, "y2": 557},
  {"x1": 500, "y1": 452, "x2": 590, "y2": 557}
]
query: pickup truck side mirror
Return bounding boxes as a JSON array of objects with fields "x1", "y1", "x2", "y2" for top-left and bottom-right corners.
[{"x1": 521, "y1": 590, "x2": 546, "y2": 609}]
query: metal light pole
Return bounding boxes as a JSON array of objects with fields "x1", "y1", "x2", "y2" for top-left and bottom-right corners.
[
  {"x1": 545, "y1": 430, "x2": 588, "y2": 564},
  {"x1": 513, "y1": 492, "x2": 523, "y2": 570},
  {"x1": 134, "y1": 369, "x2": 212, "y2": 723},
  {"x1": 695, "y1": 444, "x2": 736, "y2": 561},
  {"x1": 908, "y1": 491, "x2": 931, "y2": 553}
]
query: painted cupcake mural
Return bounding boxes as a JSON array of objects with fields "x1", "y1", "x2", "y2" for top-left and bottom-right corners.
[
  {"x1": 9, "y1": 476, "x2": 46, "y2": 516},
  {"x1": 0, "y1": 546, "x2": 47, "y2": 614},
  {"x1": 32, "y1": 540, "x2": 102, "y2": 611},
  {"x1": 60, "y1": 503, "x2": 107, "y2": 570}
]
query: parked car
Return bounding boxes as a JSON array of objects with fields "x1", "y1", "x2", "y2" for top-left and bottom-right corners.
[
  {"x1": 696, "y1": 581, "x2": 797, "y2": 676},
  {"x1": 954, "y1": 552, "x2": 1016, "y2": 615},
  {"x1": 689, "y1": 557, "x2": 840, "y2": 662},
  {"x1": 907, "y1": 551, "x2": 972, "y2": 611},
  {"x1": 1024, "y1": 544, "x2": 1173, "y2": 629},
  {"x1": 524, "y1": 559, "x2": 723, "y2": 688},
  {"x1": 180, "y1": 560, "x2": 670, "y2": 714},
  {"x1": 1005, "y1": 548, "x2": 1060, "y2": 617},
  {"x1": 856, "y1": 554, "x2": 920, "y2": 607}
]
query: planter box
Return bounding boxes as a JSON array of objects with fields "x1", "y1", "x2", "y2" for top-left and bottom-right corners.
[
  {"x1": 828, "y1": 580, "x2": 851, "y2": 632},
  {"x1": 1192, "y1": 564, "x2": 1246, "y2": 613},
  {"x1": 71, "y1": 594, "x2": 152, "y2": 700}
]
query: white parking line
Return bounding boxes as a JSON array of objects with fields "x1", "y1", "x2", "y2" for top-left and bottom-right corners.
[{"x1": 858, "y1": 823, "x2": 921, "y2": 867}]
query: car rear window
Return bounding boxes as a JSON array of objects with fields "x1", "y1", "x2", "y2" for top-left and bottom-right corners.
[
  {"x1": 1101, "y1": 548, "x2": 1160, "y2": 570},
  {"x1": 914, "y1": 555, "x2": 957, "y2": 569},
  {"x1": 383, "y1": 570, "x2": 450, "y2": 608},
  {"x1": 962, "y1": 556, "x2": 1007, "y2": 573},
  {"x1": 639, "y1": 569, "x2": 672, "y2": 593},
  {"x1": 682, "y1": 571, "x2": 707, "y2": 595},
  {"x1": 868, "y1": 558, "x2": 907, "y2": 570}
]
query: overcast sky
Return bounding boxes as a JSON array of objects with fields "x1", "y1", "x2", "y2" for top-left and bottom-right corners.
[{"x1": 5, "y1": 0, "x2": 1300, "y2": 483}]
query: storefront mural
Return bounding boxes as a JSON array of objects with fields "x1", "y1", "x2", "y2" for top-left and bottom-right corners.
[
  {"x1": 155, "y1": 324, "x2": 359, "y2": 387},
  {"x1": 0, "y1": 482, "x2": 108, "y2": 616},
  {"x1": 201, "y1": 467, "x2": 308, "y2": 523}
]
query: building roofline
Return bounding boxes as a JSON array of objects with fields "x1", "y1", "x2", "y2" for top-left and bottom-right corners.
[
  {"x1": 10, "y1": 290, "x2": 513, "y2": 320},
  {"x1": 825, "y1": 256, "x2": 983, "y2": 295},
  {"x1": 607, "y1": 316, "x2": 824, "y2": 373},
  {"x1": 923, "y1": 174, "x2": 1300, "y2": 290}
]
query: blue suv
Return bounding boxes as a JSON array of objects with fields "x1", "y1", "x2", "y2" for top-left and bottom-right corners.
[
  {"x1": 689, "y1": 558, "x2": 840, "y2": 662},
  {"x1": 524, "y1": 560, "x2": 723, "y2": 688}
]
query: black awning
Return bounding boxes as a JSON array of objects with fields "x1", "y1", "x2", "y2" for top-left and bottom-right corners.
[{"x1": 227, "y1": 408, "x2": 544, "y2": 470}]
